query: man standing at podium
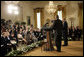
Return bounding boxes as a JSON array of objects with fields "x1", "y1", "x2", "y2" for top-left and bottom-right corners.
[{"x1": 51, "y1": 15, "x2": 63, "y2": 52}]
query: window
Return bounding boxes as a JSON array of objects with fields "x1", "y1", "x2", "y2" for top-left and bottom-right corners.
[
  {"x1": 37, "y1": 12, "x2": 41, "y2": 29},
  {"x1": 57, "y1": 10, "x2": 62, "y2": 20}
]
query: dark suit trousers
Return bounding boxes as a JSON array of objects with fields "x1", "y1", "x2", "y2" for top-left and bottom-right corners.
[
  {"x1": 63, "y1": 31, "x2": 68, "y2": 45},
  {"x1": 55, "y1": 35, "x2": 62, "y2": 51},
  {"x1": 1, "y1": 46, "x2": 7, "y2": 56}
]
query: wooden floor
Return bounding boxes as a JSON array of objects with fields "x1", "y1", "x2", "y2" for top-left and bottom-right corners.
[{"x1": 23, "y1": 41, "x2": 83, "y2": 56}]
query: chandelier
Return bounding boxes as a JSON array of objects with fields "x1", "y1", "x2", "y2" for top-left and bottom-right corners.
[{"x1": 45, "y1": 1, "x2": 57, "y2": 14}]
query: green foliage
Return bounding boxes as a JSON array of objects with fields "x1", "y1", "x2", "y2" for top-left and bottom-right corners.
[
  {"x1": 6, "y1": 41, "x2": 42, "y2": 56},
  {"x1": 68, "y1": 37, "x2": 72, "y2": 41},
  {"x1": 6, "y1": 50, "x2": 23, "y2": 56}
]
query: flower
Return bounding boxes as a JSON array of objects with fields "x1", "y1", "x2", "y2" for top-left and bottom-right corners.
[{"x1": 6, "y1": 40, "x2": 42, "y2": 56}]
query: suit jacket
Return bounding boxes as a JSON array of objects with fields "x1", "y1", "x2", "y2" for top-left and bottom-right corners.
[
  {"x1": 5, "y1": 36, "x2": 11, "y2": 44},
  {"x1": 1, "y1": 36, "x2": 6, "y2": 45},
  {"x1": 51, "y1": 19, "x2": 63, "y2": 35},
  {"x1": 14, "y1": 30, "x2": 18, "y2": 38},
  {"x1": 9, "y1": 36, "x2": 16, "y2": 40},
  {"x1": 63, "y1": 21, "x2": 68, "y2": 35},
  {"x1": 1, "y1": 36, "x2": 11, "y2": 46},
  {"x1": 63, "y1": 21, "x2": 68, "y2": 31},
  {"x1": 69, "y1": 28, "x2": 73, "y2": 36},
  {"x1": 77, "y1": 29, "x2": 82, "y2": 37}
]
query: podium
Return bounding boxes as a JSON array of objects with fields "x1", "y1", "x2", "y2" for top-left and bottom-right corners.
[{"x1": 42, "y1": 27, "x2": 54, "y2": 51}]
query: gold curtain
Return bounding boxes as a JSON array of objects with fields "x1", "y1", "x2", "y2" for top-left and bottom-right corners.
[
  {"x1": 62, "y1": 6, "x2": 66, "y2": 20},
  {"x1": 41, "y1": 8, "x2": 44, "y2": 27},
  {"x1": 78, "y1": 3, "x2": 83, "y2": 30},
  {"x1": 34, "y1": 8, "x2": 44, "y2": 28},
  {"x1": 34, "y1": 9, "x2": 37, "y2": 28}
]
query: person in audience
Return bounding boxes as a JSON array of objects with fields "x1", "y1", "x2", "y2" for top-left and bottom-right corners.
[
  {"x1": 23, "y1": 25, "x2": 26, "y2": 30},
  {"x1": 68, "y1": 26, "x2": 73, "y2": 39},
  {"x1": 62, "y1": 18, "x2": 68, "y2": 46},
  {"x1": 39, "y1": 29, "x2": 44, "y2": 40},
  {"x1": 29, "y1": 28, "x2": 34, "y2": 44},
  {"x1": 25, "y1": 31, "x2": 32, "y2": 45},
  {"x1": 33, "y1": 29, "x2": 37, "y2": 37},
  {"x1": 37, "y1": 28, "x2": 44, "y2": 41},
  {"x1": 35, "y1": 28, "x2": 40, "y2": 41},
  {"x1": 14, "y1": 29, "x2": 18, "y2": 43},
  {"x1": 18, "y1": 28, "x2": 27, "y2": 44},
  {"x1": 10, "y1": 33, "x2": 17, "y2": 50},
  {"x1": 42, "y1": 30, "x2": 47, "y2": 39},
  {"x1": 77, "y1": 26, "x2": 82, "y2": 41},
  {"x1": 22, "y1": 29, "x2": 27, "y2": 43},
  {"x1": 74, "y1": 26, "x2": 78, "y2": 40},
  {"x1": 8, "y1": 29, "x2": 12, "y2": 36},
  {"x1": 23, "y1": 29, "x2": 26, "y2": 38},
  {"x1": 15, "y1": 24, "x2": 20, "y2": 32},
  {"x1": 30, "y1": 28, "x2": 38, "y2": 43},
  {"x1": 67, "y1": 27, "x2": 69, "y2": 37},
  {"x1": 3, "y1": 32, "x2": 12, "y2": 53},
  {"x1": 1, "y1": 32, "x2": 8, "y2": 56},
  {"x1": 5, "y1": 32, "x2": 17, "y2": 51},
  {"x1": 72, "y1": 26, "x2": 76, "y2": 41},
  {"x1": 13, "y1": 24, "x2": 16, "y2": 29}
]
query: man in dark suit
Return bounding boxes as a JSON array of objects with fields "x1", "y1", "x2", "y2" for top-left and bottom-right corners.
[
  {"x1": 51, "y1": 15, "x2": 63, "y2": 52},
  {"x1": 14, "y1": 29, "x2": 18, "y2": 43},
  {"x1": 77, "y1": 26, "x2": 82, "y2": 41},
  {"x1": 1, "y1": 32, "x2": 12, "y2": 56},
  {"x1": 1, "y1": 34, "x2": 8, "y2": 56},
  {"x1": 62, "y1": 18, "x2": 68, "y2": 46}
]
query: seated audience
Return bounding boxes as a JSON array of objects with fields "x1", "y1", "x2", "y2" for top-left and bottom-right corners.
[
  {"x1": 77, "y1": 26, "x2": 82, "y2": 41},
  {"x1": 71, "y1": 26, "x2": 76, "y2": 41},
  {"x1": 2, "y1": 19, "x2": 83, "y2": 56}
]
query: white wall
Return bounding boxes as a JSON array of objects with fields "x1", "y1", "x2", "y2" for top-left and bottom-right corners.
[
  {"x1": 31, "y1": 1, "x2": 82, "y2": 27},
  {"x1": 66, "y1": 1, "x2": 79, "y2": 27},
  {"x1": 1, "y1": 1, "x2": 33, "y2": 25},
  {"x1": 1, "y1": 1, "x2": 83, "y2": 28}
]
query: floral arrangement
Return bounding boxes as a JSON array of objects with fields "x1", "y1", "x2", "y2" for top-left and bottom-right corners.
[
  {"x1": 68, "y1": 37, "x2": 72, "y2": 41},
  {"x1": 6, "y1": 41, "x2": 42, "y2": 56},
  {"x1": 6, "y1": 50, "x2": 23, "y2": 56}
]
